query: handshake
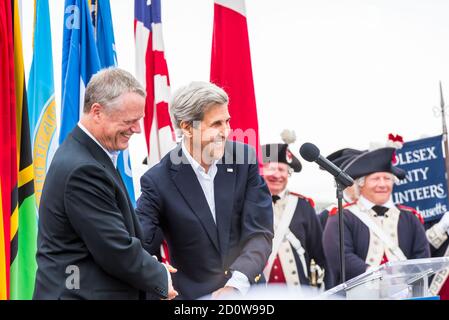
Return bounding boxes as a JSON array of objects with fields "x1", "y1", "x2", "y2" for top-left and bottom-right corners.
[
  {"x1": 164, "y1": 262, "x2": 179, "y2": 300},
  {"x1": 153, "y1": 254, "x2": 178, "y2": 300},
  {"x1": 157, "y1": 260, "x2": 239, "y2": 300}
]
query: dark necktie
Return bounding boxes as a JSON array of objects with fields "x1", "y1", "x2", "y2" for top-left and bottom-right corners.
[
  {"x1": 272, "y1": 195, "x2": 281, "y2": 204},
  {"x1": 372, "y1": 205, "x2": 389, "y2": 216}
]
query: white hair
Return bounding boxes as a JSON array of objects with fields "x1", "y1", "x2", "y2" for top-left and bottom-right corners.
[{"x1": 169, "y1": 81, "x2": 228, "y2": 138}]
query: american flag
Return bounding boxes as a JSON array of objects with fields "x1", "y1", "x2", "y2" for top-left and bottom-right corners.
[
  {"x1": 134, "y1": 0, "x2": 175, "y2": 168},
  {"x1": 134, "y1": 0, "x2": 173, "y2": 263}
]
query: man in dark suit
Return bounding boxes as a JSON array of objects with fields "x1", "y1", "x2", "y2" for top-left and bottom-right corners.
[
  {"x1": 136, "y1": 81, "x2": 274, "y2": 300},
  {"x1": 34, "y1": 68, "x2": 177, "y2": 300}
]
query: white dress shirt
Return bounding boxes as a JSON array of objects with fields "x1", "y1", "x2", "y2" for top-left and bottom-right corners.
[
  {"x1": 182, "y1": 140, "x2": 250, "y2": 295},
  {"x1": 181, "y1": 140, "x2": 218, "y2": 222}
]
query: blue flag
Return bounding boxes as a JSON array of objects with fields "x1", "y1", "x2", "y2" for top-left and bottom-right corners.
[
  {"x1": 60, "y1": 0, "x2": 136, "y2": 205},
  {"x1": 93, "y1": 0, "x2": 117, "y2": 67},
  {"x1": 27, "y1": 0, "x2": 58, "y2": 208},
  {"x1": 60, "y1": 0, "x2": 100, "y2": 145},
  {"x1": 92, "y1": 0, "x2": 136, "y2": 205},
  {"x1": 393, "y1": 135, "x2": 449, "y2": 223}
]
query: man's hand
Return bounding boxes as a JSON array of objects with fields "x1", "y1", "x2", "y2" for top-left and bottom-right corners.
[
  {"x1": 165, "y1": 282, "x2": 178, "y2": 300},
  {"x1": 211, "y1": 286, "x2": 239, "y2": 299},
  {"x1": 161, "y1": 262, "x2": 178, "y2": 300},
  {"x1": 164, "y1": 262, "x2": 177, "y2": 274}
]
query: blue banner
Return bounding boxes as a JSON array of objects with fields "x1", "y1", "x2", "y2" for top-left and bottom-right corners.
[{"x1": 393, "y1": 135, "x2": 449, "y2": 222}]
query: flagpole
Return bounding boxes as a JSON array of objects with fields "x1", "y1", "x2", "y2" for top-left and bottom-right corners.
[
  {"x1": 154, "y1": 102, "x2": 162, "y2": 161},
  {"x1": 90, "y1": 0, "x2": 97, "y2": 39},
  {"x1": 439, "y1": 81, "x2": 449, "y2": 196}
]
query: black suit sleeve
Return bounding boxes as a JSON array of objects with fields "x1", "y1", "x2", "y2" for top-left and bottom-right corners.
[
  {"x1": 229, "y1": 149, "x2": 274, "y2": 283},
  {"x1": 135, "y1": 174, "x2": 164, "y2": 255},
  {"x1": 64, "y1": 164, "x2": 168, "y2": 298}
]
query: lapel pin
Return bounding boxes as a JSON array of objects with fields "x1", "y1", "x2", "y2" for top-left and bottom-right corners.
[{"x1": 227, "y1": 168, "x2": 234, "y2": 173}]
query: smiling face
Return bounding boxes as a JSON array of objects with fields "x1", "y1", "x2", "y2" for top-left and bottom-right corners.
[
  {"x1": 262, "y1": 162, "x2": 290, "y2": 196},
  {"x1": 94, "y1": 92, "x2": 145, "y2": 152},
  {"x1": 184, "y1": 103, "x2": 231, "y2": 167},
  {"x1": 360, "y1": 171, "x2": 394, "y2": 205}
]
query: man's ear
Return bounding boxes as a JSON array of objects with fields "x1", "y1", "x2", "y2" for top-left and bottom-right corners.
[
  {"x1": 180, "y1": 121, "x2": 192, "y2": 138},
  {"x1": 90, "y1": 103, "x2": 103, "y2": 122}
]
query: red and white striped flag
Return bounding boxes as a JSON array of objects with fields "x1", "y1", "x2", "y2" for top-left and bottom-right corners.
[
  {"x1": 211, "y1": 0, "x2": 261, "y2": 157},
  {"x1": 134, "y1": 0, "x2": 174, "y2": 263},
  {"x1": 134, "y1": 0, "x2": 175, "y2": 168}
]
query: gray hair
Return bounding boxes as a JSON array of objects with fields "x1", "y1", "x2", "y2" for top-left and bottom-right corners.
[
  {"x1": 83, "y1": 67, "x2": 146, "y2": 113},
  {"x1": 169, "y1": 81, "x2": 228, "y2": 138},
  {"x1": 353, "y1": 177, "x2": 364, "y2": 199}
]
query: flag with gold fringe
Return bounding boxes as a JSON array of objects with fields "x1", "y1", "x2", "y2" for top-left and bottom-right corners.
[{"x1": 28, "y1": 0, "x2": 58, "y2": 209}]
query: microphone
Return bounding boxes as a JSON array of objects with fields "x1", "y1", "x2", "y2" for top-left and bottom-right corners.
[{"x1": 299, "y1": 142, "x2": 354, "y2": 187}]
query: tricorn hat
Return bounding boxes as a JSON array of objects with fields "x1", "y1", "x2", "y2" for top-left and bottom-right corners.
[
  {"x1": 341, "y1": 147, "x2": 406, "y2": 180},
  {"x1": 325, "y1": 148, "x2": 365, "y2": 169},
  {"x1": 261, "y1": 129, "x2": 302, "y2": 172}
]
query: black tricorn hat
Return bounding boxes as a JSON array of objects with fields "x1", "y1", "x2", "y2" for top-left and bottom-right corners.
[
  {"x1": 325, "y1": 148, "x2": 365, "y2": 169},
  {"x1": 261, "y1": 130, "x2": 302, "y2": 172},
  {"x1": 341, "y1": 147, "x2": 406, "y2": 180}
]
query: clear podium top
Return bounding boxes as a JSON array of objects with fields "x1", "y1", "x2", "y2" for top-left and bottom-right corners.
[{"x1": 323, "y1": 257, "x2": 449, "y2": 299}]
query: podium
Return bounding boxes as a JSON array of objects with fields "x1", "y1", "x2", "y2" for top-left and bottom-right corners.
[{"x1": 322, "y1": 257, "x2": 449, "y2": 300}]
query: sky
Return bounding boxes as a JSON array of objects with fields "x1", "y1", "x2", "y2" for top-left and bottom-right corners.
[{"x1": 20, "y1": 0, "x2": 449, "y2": 208}]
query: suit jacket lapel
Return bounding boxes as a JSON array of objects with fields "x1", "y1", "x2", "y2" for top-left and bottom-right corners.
[
  {"x1": 214, "y1": 162, "x2": 235, "y2": 259},
  {"x1": 115, "y1": 169, "x2": 139, "y2": 237},
  {"x1": 71, "y1": 126, "x2": 136, "y2": 236},
  {"x1": 170, "y1": 145, "x2": 220, "y2": 253}
]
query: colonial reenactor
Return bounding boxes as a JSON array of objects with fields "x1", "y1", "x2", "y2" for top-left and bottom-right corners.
[
  {"x1": 261, "y1": 130, "x2": 331, "y2": 289},
  {"x1": 426, "y1": 211, "x2": 449, "y2": 299},
  {"x1": 318, "y1": 148, "x2": 364, "y2": 229},
  {"x1": 322, "y1": 147, "x2": 430, "y2": 285}
]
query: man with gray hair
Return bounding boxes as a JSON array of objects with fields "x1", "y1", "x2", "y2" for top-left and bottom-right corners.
[
  {"x1": 34, "y1": 67, "x2": 177, "y2": 300},
  {"x1": 136, "y1": 81, "x2": 274, "y2": 299}
]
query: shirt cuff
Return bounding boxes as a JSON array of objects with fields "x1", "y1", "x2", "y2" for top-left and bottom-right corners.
[
  {"x1": 154, "y1": 255, "x2": 171, "y2": 298},
  {"x1": 161, "y1": 263, "x2": 172, "y2": 296},
  {"x1": 225, "y1": 270, "x2": 250, "y2": 295}
]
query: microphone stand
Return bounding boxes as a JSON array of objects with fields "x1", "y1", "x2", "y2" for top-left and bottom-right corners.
[{"x1": 336, "y1": 180, "x2": 345, "y2": 284}]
